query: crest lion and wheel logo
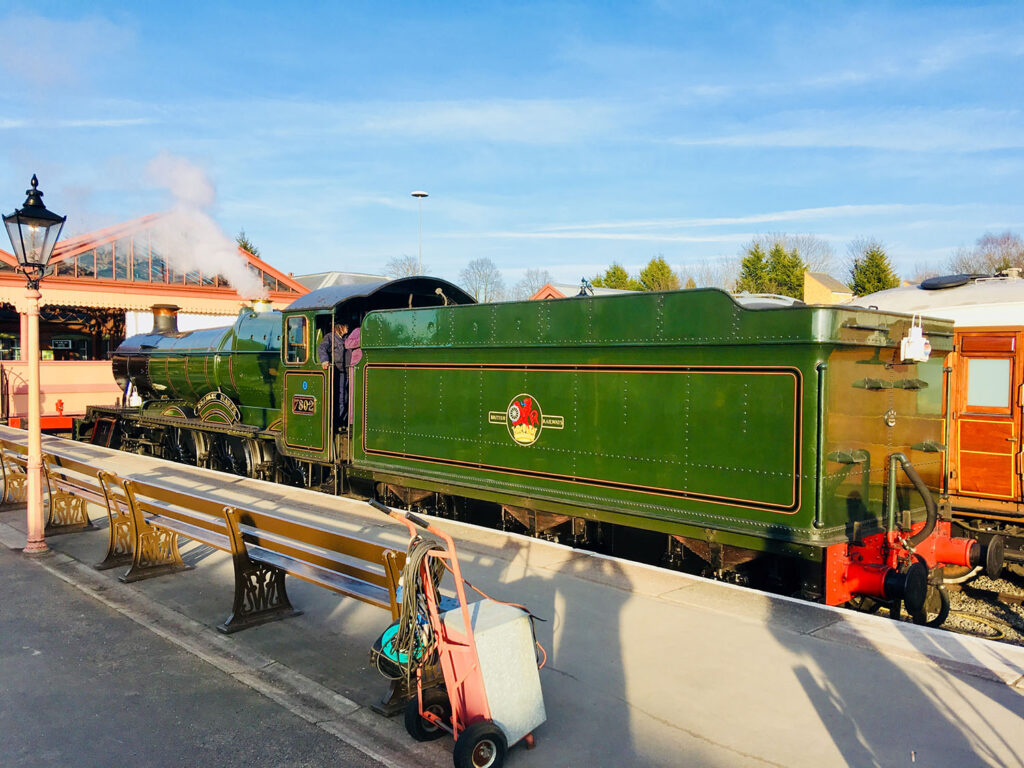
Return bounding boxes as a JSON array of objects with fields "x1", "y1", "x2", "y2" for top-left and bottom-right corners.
[
  {"x1": 507, "y1": 395, "x2": 541, "y2": 445},
  {"x1": 487, "y1": 393, "x2": 564, "y2": 446}
]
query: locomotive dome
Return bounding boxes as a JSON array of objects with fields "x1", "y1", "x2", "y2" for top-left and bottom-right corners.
[{"x1": 852, "y1": 269, "x2": 1024, "y2": 326}]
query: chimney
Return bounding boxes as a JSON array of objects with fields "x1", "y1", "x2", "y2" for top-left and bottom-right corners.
[{"x1": 151, "y1": 304, "x2": 180, "y2": 335}]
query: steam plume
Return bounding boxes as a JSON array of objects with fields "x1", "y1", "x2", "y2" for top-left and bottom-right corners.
[{"x1": 146, "y1": 153, "x2": 266, "y2": 299}]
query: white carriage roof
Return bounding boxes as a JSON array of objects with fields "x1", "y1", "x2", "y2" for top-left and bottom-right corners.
[{"x1": 851, "y1": 275, "x2": 1024, "y2": 327}]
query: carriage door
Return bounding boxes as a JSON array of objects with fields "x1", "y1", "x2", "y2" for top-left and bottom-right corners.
[{"x1": 954, "y1": 331, "x2": 1021, "y2": 501}]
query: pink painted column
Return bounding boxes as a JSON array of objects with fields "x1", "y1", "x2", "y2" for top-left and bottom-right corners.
[
  {"x1": 19, "y1": 312, "x2": 27, "y2": 361},
  {"x1": 23, "y1": 287, "x2": 47, "y2": 555}
]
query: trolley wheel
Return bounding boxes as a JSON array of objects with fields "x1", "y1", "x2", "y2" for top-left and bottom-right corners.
[
  {"x1": 404, "y1": 687, "x2": 451, "y2": 742},
  {"x1": 453, "y1": 720, "x2": 507, "y2": 768},
  {"x1": 911, "y1": 584, "x2": 951, "y2": 628}
]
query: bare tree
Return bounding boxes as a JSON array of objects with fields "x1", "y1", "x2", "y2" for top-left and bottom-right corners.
[
  {"x1": 384, "y1": 254, "x2": 426, "y2": 278},
  {"x1": 460, "y1": 258, "x2": 506, "y2": 303},
  {"x1": 947, "y1": 231, "x2": 1024, "y2": 274},
  {"x1": 512, "y1": 268, "x2": 553, "y2": 300},
  {"x1": 691, "y1": 258, "x2": 740, "y2": 291},
  {"x1": 749, "y1": 233, "x2": 836, "y2": 275},
  {"x1": 909, "y1": 261, "x2": 942, "y2": 284}
]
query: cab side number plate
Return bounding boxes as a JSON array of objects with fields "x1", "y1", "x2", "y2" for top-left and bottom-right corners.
[{"x1": 292, "y1": 395, "x2": 317, "y2": 415}]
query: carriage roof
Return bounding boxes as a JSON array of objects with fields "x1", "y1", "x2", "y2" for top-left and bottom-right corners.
[{"x1": 852, "y1": 273, "x2": 1024, "y2": 327}]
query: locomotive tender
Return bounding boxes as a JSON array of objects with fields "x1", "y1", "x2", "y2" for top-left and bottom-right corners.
[{"x1": 80, "y1": 277, "x2": 1003, "y2": 623}]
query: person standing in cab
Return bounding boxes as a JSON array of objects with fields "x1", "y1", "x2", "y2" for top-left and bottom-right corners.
[{"x1": 318, "y1": 321, "x2": 349, "y2": 429}]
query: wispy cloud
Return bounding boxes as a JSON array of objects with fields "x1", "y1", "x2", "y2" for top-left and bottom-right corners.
[
  {"x1": 355, "y1": 99, "x2": 627, "y2": 144},
  {"x1": 0, "y1": 13, "x2": 136, "y2": 90},
  {"x1": 0, "y1": 117, "x2": 156, "y2": 130},
  {"x1": 58, "y1": 118, "x2": 154, "y2": 128},
  {"x1": 536, "y1": 204, "x2": 936, "y2": 233},
  {"x1": 449, "y1": 231, "x2": 756, "y2": 244},
  {"x1": 671, "y1": 109, "x2": 1024, "y2": 152}
]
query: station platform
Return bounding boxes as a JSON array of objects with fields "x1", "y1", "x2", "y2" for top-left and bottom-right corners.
[{"x1": 1, "y1": 434, "x2": 1023, "y2": 767}]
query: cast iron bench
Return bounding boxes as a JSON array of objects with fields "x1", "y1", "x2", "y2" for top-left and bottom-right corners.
[
  {"x1": 92, "y1": 471, "x2": 405, "y2": 633},
  {"x1": 0, "y1": 438, "x2": 98, "y2": 535}
]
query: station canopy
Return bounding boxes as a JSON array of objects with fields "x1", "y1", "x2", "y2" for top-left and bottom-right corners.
[{"x1": 0, "y1": 213, "x2": 308, "y2": 314}]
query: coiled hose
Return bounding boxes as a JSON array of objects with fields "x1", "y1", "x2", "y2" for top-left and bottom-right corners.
[{"x1": 383, "y1": 534, "x2": 447, "y2": 685}]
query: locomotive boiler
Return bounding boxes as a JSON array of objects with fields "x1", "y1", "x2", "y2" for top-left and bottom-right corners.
[{"x1": 80, "y1": 277, "x2": 1003, "y2": 624}]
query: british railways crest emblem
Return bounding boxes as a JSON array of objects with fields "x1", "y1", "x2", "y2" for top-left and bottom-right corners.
[{"x1": 488, "y1": 393, "x2": 564, "y2": 446}]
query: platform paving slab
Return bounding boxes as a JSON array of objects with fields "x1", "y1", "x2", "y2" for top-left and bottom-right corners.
[
  {"x1": 0, "y1": 542, "x2": 385, "y2": 768},
  {"x1": 2, "y1": 430, "x2": 1024, "y2": 767}
]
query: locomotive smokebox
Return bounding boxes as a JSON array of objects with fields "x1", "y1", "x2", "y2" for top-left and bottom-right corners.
[{"x1": 151, "y1": 304, "x2": 179, "y2": 335}]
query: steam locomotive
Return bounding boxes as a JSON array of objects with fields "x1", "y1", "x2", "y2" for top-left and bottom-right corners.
[{"x1": 77, "y1": 277, "x2": 1004, "y2": 624}]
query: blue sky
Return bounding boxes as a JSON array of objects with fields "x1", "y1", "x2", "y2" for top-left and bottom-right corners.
[{"x1": 2, "y1": 1, "x2": 1022, "y2": 289}]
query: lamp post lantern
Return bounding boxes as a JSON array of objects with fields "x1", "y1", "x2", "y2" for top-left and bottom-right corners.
[
  {"x1": 4, "y1": 175, "x2": 65, "y2": 556},
  {"x1": 411, "y1": 190, "x2": 428, "y2": 274}
]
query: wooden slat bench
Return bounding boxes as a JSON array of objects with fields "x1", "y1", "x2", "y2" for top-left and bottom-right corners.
[{"x1": 93, "y1": 472, "x2": 405, "y2": 633}]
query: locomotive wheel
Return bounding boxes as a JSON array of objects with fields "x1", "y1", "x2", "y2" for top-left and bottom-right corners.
[
  {"x1": 218, "y1": 436, "x2": 254, "y2": 477},
  {"x1": 162, "y1": 427, "x2": 200, "y2": 465},
  {"x1": 276, "y1": 456, "x2": 307, "y2": 486},
  {"x1": 403, "y1": 688, "x2": 451, "y2": 742},
  {"x1": 453, "y1": 721, "x2": 507, "y2": 768},
  {"x1": 246, "y1": 439, "x2": 273, "y2": 480},
  {"x1": 911, "y1": 585, "x2": 950, "y2": 628}
]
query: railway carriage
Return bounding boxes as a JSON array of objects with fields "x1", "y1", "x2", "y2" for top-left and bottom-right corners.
[
  {"x1": 859, "y1": 270, "x2": 1024, "y2": 563},
  {"x1": 79, "y1": 277, "x2": 1003, "y2": 623}
]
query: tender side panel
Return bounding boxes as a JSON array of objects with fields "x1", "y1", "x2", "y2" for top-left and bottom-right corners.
[
  {"x1": 361, "y1": 362, "x2": 802, "y2": 520},
  {"x1": 821, "y1": 347, "x2": 947, "y2": 534}
]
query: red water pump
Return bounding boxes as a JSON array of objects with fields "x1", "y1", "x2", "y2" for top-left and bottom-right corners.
[{"x1": 825, "y1": 453, "x2": 1003, "y2": 622}]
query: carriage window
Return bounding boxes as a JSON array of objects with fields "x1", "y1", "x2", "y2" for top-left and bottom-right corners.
[
  {"x1": 966, "y1": 358, "x2": 1011, "y2": 409},
  {"x1": 285, "y1": 317, "x2": 307, "y2": 364}
]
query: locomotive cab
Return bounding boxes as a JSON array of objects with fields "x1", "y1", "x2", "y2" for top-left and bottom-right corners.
[{"x1": 277, "y1": 277, "x2": 475, "y2": 465}]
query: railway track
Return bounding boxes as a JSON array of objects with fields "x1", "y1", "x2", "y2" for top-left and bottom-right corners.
[{"x1": 941, "y1": 568, "x2": 1024, "y2": 643}]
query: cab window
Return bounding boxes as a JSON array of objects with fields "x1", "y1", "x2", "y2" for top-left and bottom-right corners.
[{"x1": 285, "y1": 316, "x2": 307, "y2": 364}]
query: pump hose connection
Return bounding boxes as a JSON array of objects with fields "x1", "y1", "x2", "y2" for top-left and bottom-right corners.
[{"x1": 893, "y1": 453, "x2": 937, "y2": 549}]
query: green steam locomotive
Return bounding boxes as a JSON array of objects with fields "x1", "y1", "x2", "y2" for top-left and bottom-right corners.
[{"x1": 78, "y1": 277, "x2": 1003, "y2": 623}]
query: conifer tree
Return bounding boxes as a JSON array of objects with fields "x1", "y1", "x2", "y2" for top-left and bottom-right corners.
[
  {"x1": 766, "y1": 242, "x2": 805, "y2": 299},
  {"x1": 736, "y1": 241, "x2": 807, "y2": 299},
  {"x1": 591, "y1": 263, "x2": 641, "y2": 291},
  {"x1": 849, "y1": 241, "x2": 900, "y2": 296},
  {"x1": 236, "y1": 230, "x2": 259, "y2": 257},
  {"x1": 638, "y1": 256, "x2": 681, "y2": 291},
  {"x1": 735, "y1": 243, "x2": 768, "y2": 294}
]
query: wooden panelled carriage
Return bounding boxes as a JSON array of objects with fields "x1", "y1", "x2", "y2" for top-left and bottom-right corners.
[
  {"x1": 76, "y1": 278, "x2": 1003, "y2": 623},
  {"x1": 860, "y1": 271, "x2": 1024, "y2": 563}
]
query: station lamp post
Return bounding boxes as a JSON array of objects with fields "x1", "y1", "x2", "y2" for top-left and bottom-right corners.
[
  {"x1": 3, "y1": 175, "x2": 65, "y2": 555},
  {"x1": 411, "y1": 190, "x2": 428, "y2": 274}
]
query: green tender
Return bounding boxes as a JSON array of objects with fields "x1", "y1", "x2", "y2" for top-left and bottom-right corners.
[{"x1": 351, "y1": 288, "x2": 953, "y2": 550}]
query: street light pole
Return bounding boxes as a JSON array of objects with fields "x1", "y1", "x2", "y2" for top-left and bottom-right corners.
[
  {"x1": 4, "y1": 175, "x2": 65, "y2": 556},
  {"x1": 411, "y1": 190, "x2": 428, "y2": 274}
]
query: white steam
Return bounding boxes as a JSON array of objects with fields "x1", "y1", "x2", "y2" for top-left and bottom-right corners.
[{"x1": 146, "y1": 153, "x2": 266, "y2": 299}]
